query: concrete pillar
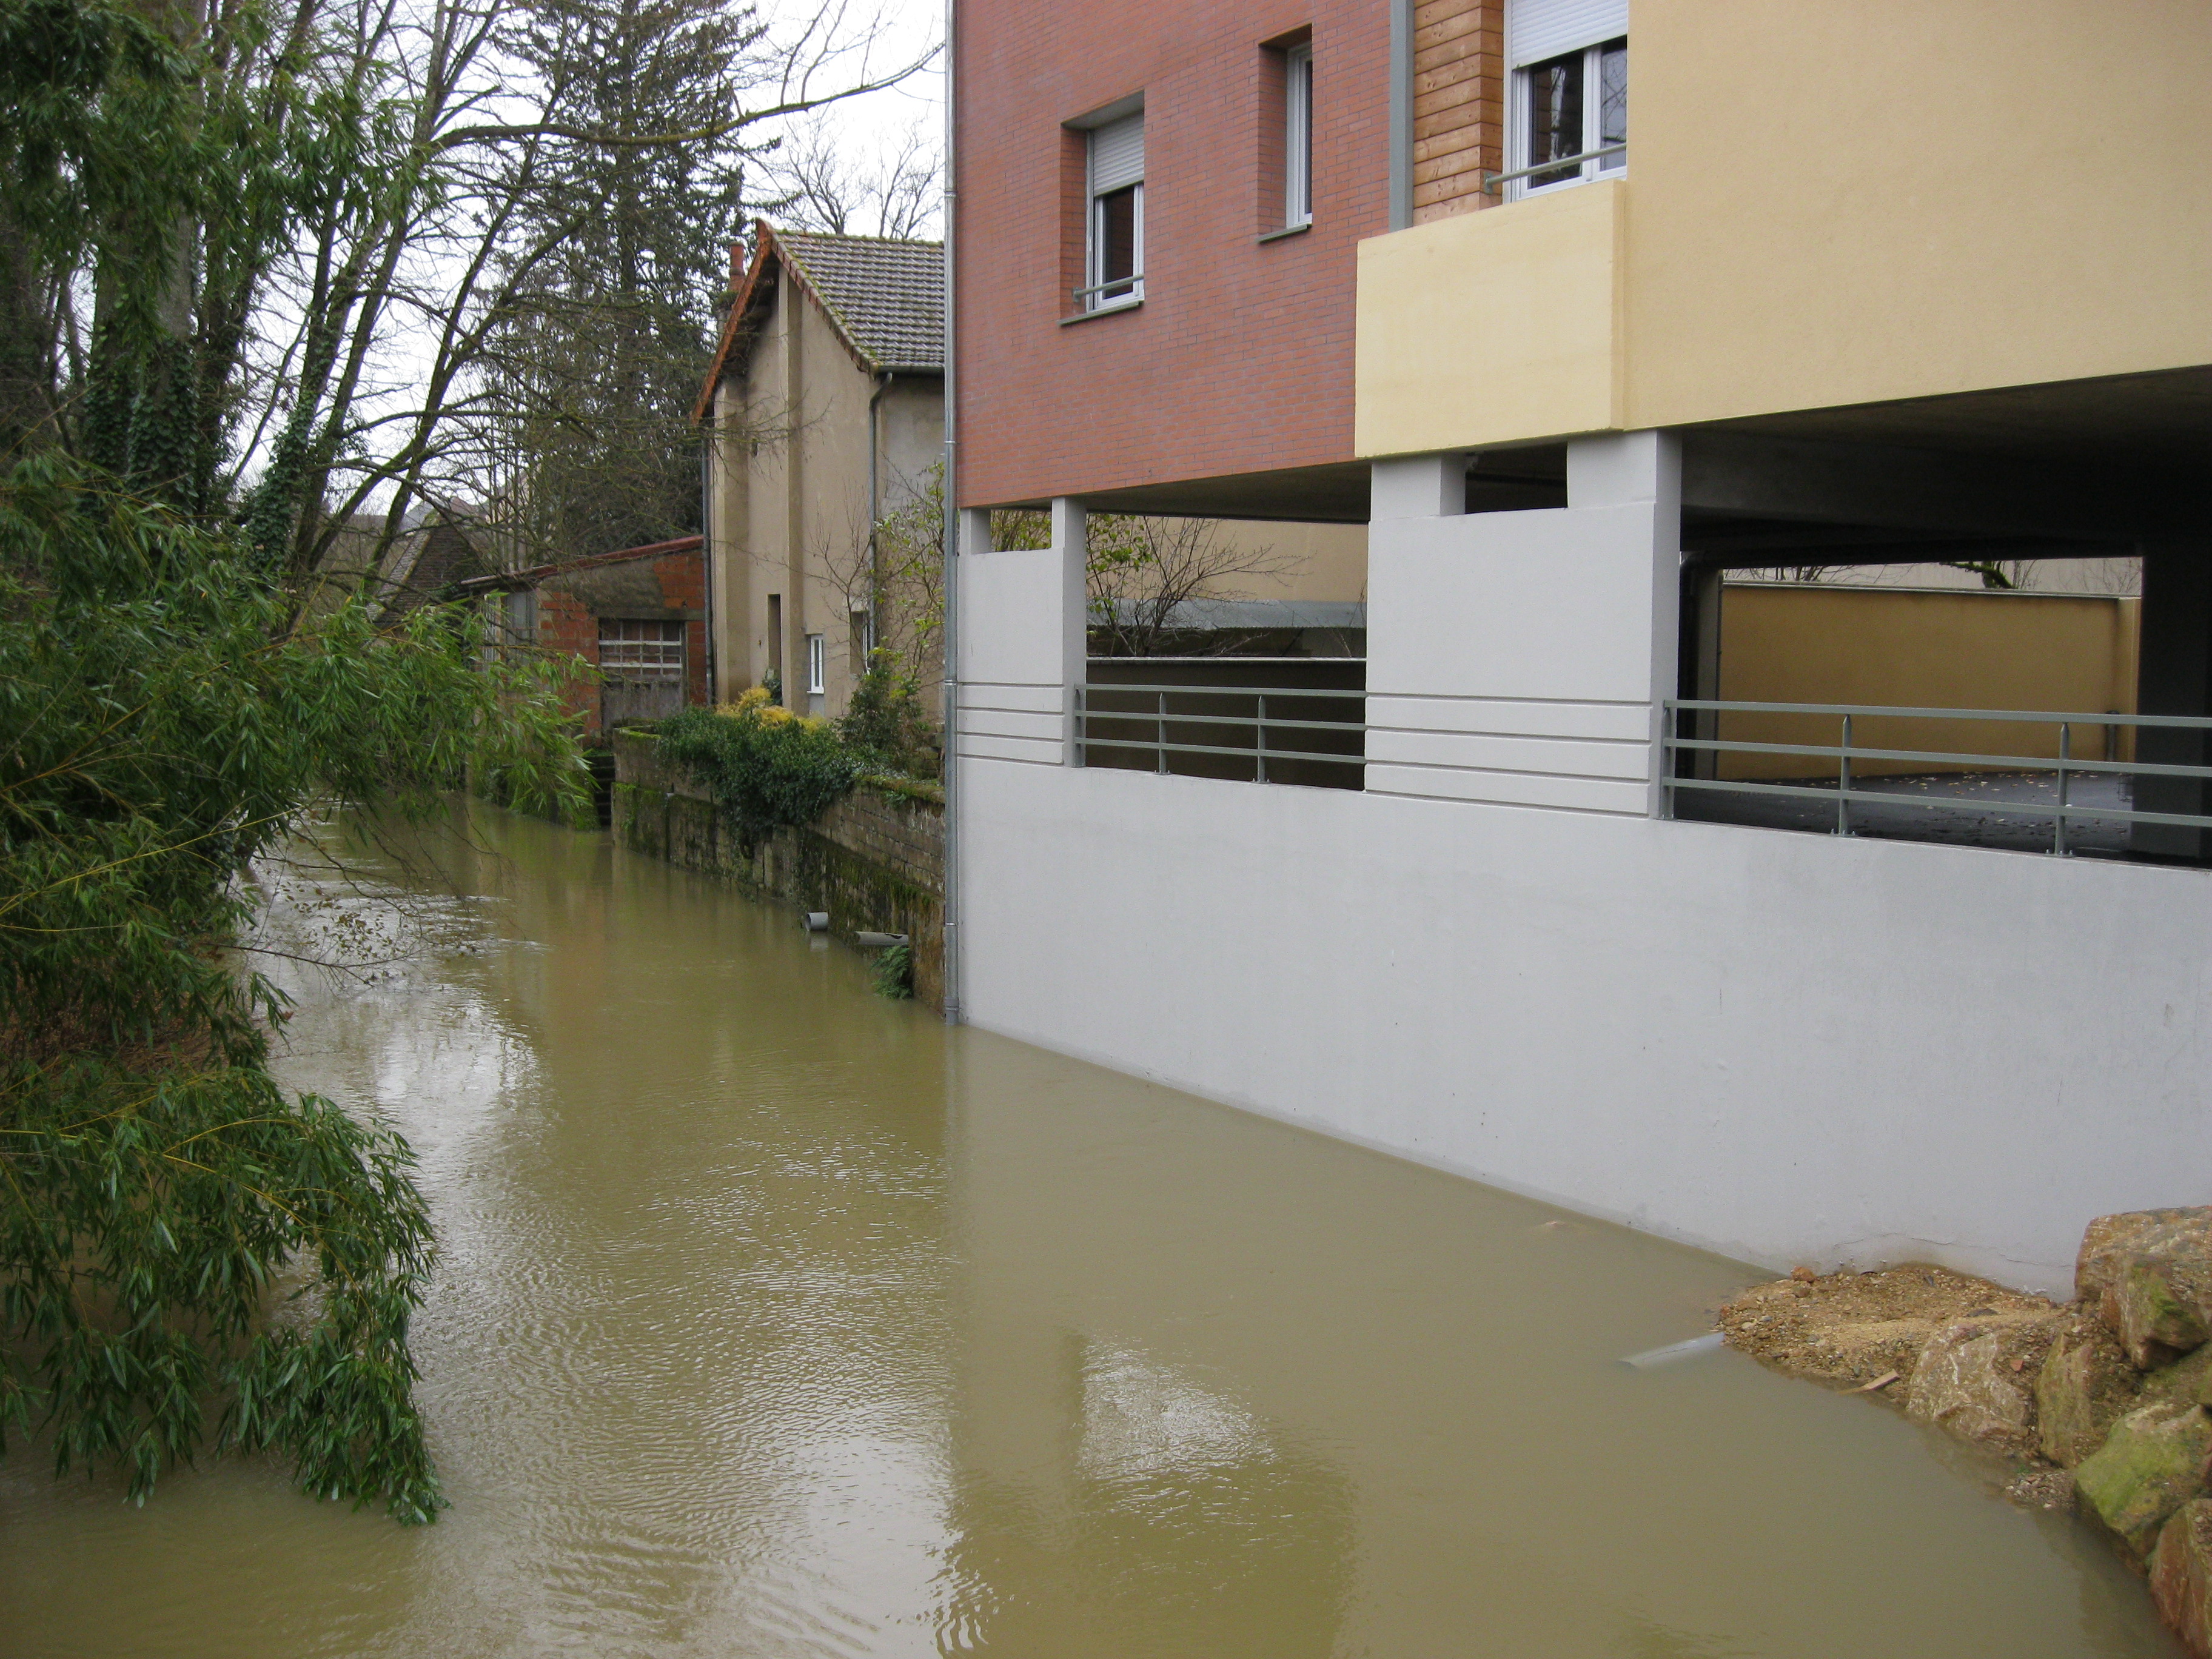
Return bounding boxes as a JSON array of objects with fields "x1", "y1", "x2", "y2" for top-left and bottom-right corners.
[
  {"x1": 2133, "y1": 542, "x2": 2212, "y2": 860},
  {"x1": 1567, "y1": 428, "x2": 1681, "y2": 512},
  {"x1": 951, "y1": 499, "x2": 1086, "y2": 769},
  {"x1": 1370, "y1": 453, "x2": 1465, "y2": 520},
  {"x1": 1364, "y1": 431, "x2": 1682, "y2": 818},
  {"x1": 1050, "y1": 499, "x2": 1089, "y2": 764},
  {"x1": 1569, "y1": 431, "x2": 1684, "y2": 814},
  {"x1": 959, "y1": 505, "x2": 991, "y2": 558}
]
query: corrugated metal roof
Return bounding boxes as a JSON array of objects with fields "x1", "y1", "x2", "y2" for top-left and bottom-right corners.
[{"x1": 777, "y1": 231, "x2": 943, "y2": 371}]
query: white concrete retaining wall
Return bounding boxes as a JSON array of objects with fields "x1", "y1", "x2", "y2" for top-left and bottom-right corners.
[{"x1": 953, "y1": 442, "x2": 2212, "y2": 1293}]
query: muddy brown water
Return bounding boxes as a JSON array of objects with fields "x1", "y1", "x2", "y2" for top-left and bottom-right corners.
[{"x1": 0, "y1": 803, "x2": 2181, "y2": 1657}]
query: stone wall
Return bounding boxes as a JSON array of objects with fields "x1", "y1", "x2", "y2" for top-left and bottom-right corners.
[{"x1": 609, "y1": 729, "x2": 946, "y2": 1010}]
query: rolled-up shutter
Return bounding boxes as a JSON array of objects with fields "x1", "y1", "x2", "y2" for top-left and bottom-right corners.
[
  {"x1": 1090, "y1": 113, "x2": 1145, "y2": 193},
  {"x1": 1508, "y1": 0, "x2": 1627, "y2": 67}
]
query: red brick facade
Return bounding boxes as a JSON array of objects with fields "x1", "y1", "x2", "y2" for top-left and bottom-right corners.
[
  {"x1": 500, "y1": 543, "x2": 709, "y2": 738},
  {"x1": 953, "y1": 0, "x2": 1389, "y2": 509}
]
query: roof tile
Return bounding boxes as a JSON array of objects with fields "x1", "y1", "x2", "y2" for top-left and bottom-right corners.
[{"x1": 777, "y1": 230, "x2": 943, "y2": 371}]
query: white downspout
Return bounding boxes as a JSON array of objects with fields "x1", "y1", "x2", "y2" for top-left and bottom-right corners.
[{"x1": 938, "y1": 0, "x2": 962, "y2": 1027}]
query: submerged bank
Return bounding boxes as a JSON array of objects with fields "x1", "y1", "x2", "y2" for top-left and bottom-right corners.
[{"x1": 0, "y1": 804, "x2": 2182, "y2": 1657}]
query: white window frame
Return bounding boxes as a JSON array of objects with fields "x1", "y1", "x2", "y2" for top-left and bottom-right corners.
[
  {"x1": 598, "y1": 617, "x2": 685, "y2": 682},
  {"x1": 805, "y1": 632, "x2": 826, "y2": 696},
  {"x1": 1082, "y1": 110, "x2": 1145, "y2": 313},
  {"x1": 1506, "y1": 35, "x2": 1626, "y2": 201},
  {"x1": 1284, "y1": 43, "x2": 1313, "y2": 229}
]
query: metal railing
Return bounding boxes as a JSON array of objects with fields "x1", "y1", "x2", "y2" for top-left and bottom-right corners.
[
  {"x1": 1071, "y1": 273, "x2": 1144, "y2": 303},
  {"x1": 1076, "y1": 681, "x2": 1364, "y2": 789},
  {"x1": 1664, "y1": 699, "x2": 2212, "y2": 854},
  {"x1": 1484, "y1": 144, "x2": 1626, "y2": 193}
]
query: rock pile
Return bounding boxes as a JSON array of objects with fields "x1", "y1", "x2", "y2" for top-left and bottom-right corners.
[{"x1": 1720, "y1": 1208, "x2": 2212, "y2": 1658}]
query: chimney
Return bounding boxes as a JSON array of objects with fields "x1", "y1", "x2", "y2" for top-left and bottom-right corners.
[{"x1": 728, "y1": 240, "x2": 746, "y2": 286}]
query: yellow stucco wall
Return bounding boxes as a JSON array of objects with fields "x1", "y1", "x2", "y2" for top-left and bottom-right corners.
[
  {"x1": 1355, "y1": 181, "x2": 1621, "y2": 456},
  {"x1": 1715, "y1": 585, "x2": 2141, "y2": 780},
  {"x1": 712, "y1": 267, "x2": 943, "y2": 717},
  {"x1": 1356, "y1": 1, "x2": 2212, "y2": 455}
]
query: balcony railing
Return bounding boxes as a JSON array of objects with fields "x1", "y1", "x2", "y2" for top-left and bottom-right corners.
[
  {"x1": 1483, "y1": 144, "x2": 1627, "y2": 193},
  {"x1": 1664, "y1": 699, "x2": 2212, "y2": 859},
  {"x1": 1077, "y1": 669, "x2": 1364, "y2": 791},
  {"x1": 1071, "y1": 273, "x2": 1144, "y2": 305}
]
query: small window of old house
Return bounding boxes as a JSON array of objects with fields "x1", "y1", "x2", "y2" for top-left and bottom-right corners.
[{"x1": 598, "y1": 618, "x2": 685, "y2": 680}]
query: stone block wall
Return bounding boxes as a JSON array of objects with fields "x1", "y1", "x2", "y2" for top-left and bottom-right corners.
[{"x1": 609, "y1": 729, "x2": 947, "y2": 1010}]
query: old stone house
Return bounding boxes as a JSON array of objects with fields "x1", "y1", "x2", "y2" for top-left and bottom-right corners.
[{"x1": 696, "y1": 224, "x2": 947, "y2": 719}]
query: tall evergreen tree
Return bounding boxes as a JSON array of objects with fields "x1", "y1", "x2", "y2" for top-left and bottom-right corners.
[{"x1": 475, "y1": 0, "x2": 762, "y2": 561}]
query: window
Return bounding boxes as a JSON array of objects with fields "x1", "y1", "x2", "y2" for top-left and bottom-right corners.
[
  {"x1": 849, "y1": 605, "x2": 873, "y2": 678},
  {"x1": 1083, "y1": 111, "x2": 1144, "y2": 311},
  {"x1": 769, "y1": 592, "x2": 787, "y2": 699},
  {"x1": 805, "y1": 632, "x2": 826, "y2": 697},
  {"x1": 503, "y1": 587, "x2": 537, "y2": 645},
  {"x1": 598, "y1": 618, "x2": 684, "y2": 680},
  {"x1": 1284, "y1": 43, "x2": 1313, "y2": 228},
  {"x1": 1505, "y1": 0, "x2": 1626, "y2": 196}
]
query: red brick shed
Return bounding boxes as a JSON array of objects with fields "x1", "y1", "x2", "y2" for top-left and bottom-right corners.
[{"x1": 457, "y1": 536, "x2": 708, "y2": 738}]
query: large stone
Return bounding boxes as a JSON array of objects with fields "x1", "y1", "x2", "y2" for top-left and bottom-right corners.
[
  {"x1": 2074, "y1": 1401, "x2": 2212, "y2": 1560},
  {"x1": 2152, "y1": 1501, "x2": 2212, "y2": 1658},
  {"x1": 2037, "y1": 1312, "x2": 2142, "y2": 1466},
  {"x1": 2145, "y1": 1344, "x2": 2212, "y2": 1410},
  {"x1": 2079, "y1": 1208, "x2": 2212, "y2": 1369},
  {"x1": 2115, "y1": 1263, "x2": 2212, "y2": 1369},
  {"x1": 1905, "y1": 1313, "x2": 2063, "y2": 1459}
]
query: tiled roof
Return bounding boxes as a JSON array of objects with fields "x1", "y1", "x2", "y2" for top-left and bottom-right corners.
[
  {"x1": 777, "y1": 230, "x2": 943, "y2": 371},
  {"x1": 452, "y1": 535, "x2": 703, "y2": 595}
]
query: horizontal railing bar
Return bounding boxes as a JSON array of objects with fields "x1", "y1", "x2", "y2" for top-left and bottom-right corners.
[
  {"x1": 1082, "y1": 712, "x2": 1362, "y2": 736},
  {"x1": 1667, "y1": 776, "x2": 2212, "y2": 831},
  {"x1": 1665, "y1": 736, "x2": 2212, "y2": 782},
  {"x1": 1081, "y1": 685, "x2": 1365, "y2": 701},
  {"x1": 1669, "y1": 698, "x2": 2212, "y2": 730},
  {"x1": 1087, "y1": 655, "x2": 1362, "y2": 665},
  {"x1": 1070, "y1": 274, "x2": 1144, "y2": 300},
  {"x1": 1082, "y1": 734, "x2": 1364, "y2": 760},
  {"x1": 1082, "y1": 737, "x2": 1365, "y2": 766},
  {"x1": 1483, "y1": 143, "x2": 1626, "y2": 190}
]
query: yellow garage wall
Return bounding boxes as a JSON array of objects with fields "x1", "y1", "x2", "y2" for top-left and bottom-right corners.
[
  {"x1": 1354, "y1": 180, "x2": 1620, "y2": 457},
  {"x1": 1715, "y1": 585, "x2": 2141, "y2": 781},
  {"x1": 1355, "y1": 2, "x2": 2212, "y2": 455}
]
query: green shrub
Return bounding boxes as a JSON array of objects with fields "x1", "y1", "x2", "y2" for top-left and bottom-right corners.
[
  {"x1": 0, "y1": 455, "x2": 586, "y2": 1524},
  {"x1": 657, "y1": 692, "x2": 857, "y2": 853},
  {"x1": 870, "y1": 940, "x2": 915, "y2": 1000},
  {"x1": 837, "y1": 648, "x2": 940, "y2": 779}
]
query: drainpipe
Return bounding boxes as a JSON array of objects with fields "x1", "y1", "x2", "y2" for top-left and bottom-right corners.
[
  {"x1": 700, "y1": 410, "x2": 717, "y2": 705},
  {"x1": 939, "y1": 0, "x2": 961, "y2": 1027},
  {"x1": 868, "y1": 369, "x2": 893, "y2": 661},
  {"x1": 1387, "y1": 0, "x2": 1413, "y2": 230}
]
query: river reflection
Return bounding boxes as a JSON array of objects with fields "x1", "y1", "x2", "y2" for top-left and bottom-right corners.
[{"x1": 0, "y1": 803, "x2": 2180, "y2": 1657}]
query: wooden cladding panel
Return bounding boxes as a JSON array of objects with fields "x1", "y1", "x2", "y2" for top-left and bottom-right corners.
[{"x1": 1410, "y1": 0, "x2": 1501, "y2": 221}]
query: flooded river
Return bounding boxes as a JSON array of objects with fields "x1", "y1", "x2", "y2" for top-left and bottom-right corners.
[{"x1": 0, "y1": 803, "x2": 2180, "y2": 1656}]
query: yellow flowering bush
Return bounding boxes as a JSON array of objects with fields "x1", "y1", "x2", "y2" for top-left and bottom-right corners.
[{"x1": 660, "y1": 689, "x2": 856, "y2": 852}]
